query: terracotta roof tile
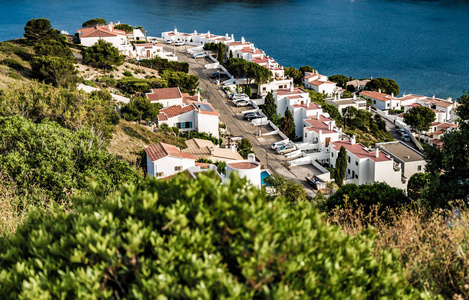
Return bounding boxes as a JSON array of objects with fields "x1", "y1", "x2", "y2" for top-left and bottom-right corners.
[
  {"x1": 78, "y1": 26, "x2": 126, "y2": 38},
  {"x1": 147, "y1": 87, "x2": 182, "y2": 101},
  {"x1": 360, "y1": 91, "x2": 395, "y2": 102},
  {"x1": 158, "y1": 105, "x2": 195, "y2": 120},
  {"x1": 331, "y1": 140, "x2": 391, "y2": 162},
  {"x1": 145, "y1": 143, "x2": 196, "y2": 162}
]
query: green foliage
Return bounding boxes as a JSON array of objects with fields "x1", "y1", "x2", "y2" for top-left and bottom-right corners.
[
  {"x1": 196, "y1": 158, "x2": 226, "y2": 174},
  {"x1": 82, "y1": 79, "x2": 97, "y2": 87},
  {"x1": 117, "y1": 77, "x2": 150, "y2": 94},
  {"x1": 33, "y1": 39, "x2": 73, "y2": 59},
  {"x1": 0, "y1": 81, "x2": 119, "y2": 139},
  {"x1": 365, "y1": 77, "x2": 400, "y2": 96},
  {"x1": 23, "y1": 18, "x2": 54, "y2": 43},
  {"x1": 284, "y1": 67, "x2": 303, "y2": 85},
  {"x1": 245, "y1": 85, "x2": 252, "y2": 98},
  {"x1": 0, "y1": 116, "x2": 139, "y2": 206},
  {"x1": 0, "y1": 173, "x2": 424, "y2": 298},
  {"x1": 237, "y1": 137, "x2": 253, "y2": 159},
  {"x1": 31, "y1": 56, "x2": 78, "y2": 87},
  {"x1": 404, "y1": 106, "x2": 435, "y2": 140},
  {"x1": 182, "y1": 131, "x2": 222, "y2": 146},
  {"x1": 82, "y1": 18, "x2": 107, "y2": 28},
  {"x1": 114, "y1": 23, "x2": 133, "y2": 33},
  {"x1": 329, "y1": 74, "x2": 354, "y2": 87},
  {"x1": 121, "y1": 97, "x2": 160, "y2": 121},
  {"x1": 100, "y1": 76, "x2": 117, "y2": 87},
  {"x1": 123, "y1": 70, "x2": 133, "y2": 77},
  {"x1": 335, "y1": 146, "x2": 347, "y2": 187},
  {"x1": 159, "y1": 69, "x2": 199, "y2": 94},
  {"x1": 0, "y1": 58, "x2": 25, "y2": 71},
  {"x1": 224, "y1": 58, "x2": 273, "y2": 84},
  {"x1": 203, "y1": 42, "x2": 226, "y2": 64},
  {"x1": 323, "y1": 182, "x2": 411, "y2": 215},
  {"x1": 83, "y1": 40, "x2": 124, "y2": 70},
  {"x1": 279, "y1": 108, "x2": 295, "y2": 140},
  {"x1": 133, "y1": 57, "x2": 189, "y2": 73},
  {"x1": 262, "y1": 92, "x2": 276, "y2": 121},
  {"x1": 407, "y1": 173, "x2": 430, "y2": 200},
  {"x1": 265, "y1": 174, "x2": 308, "y2": 202},
  {"x1": 299, "y1": 65, "x2": 314, "y2": 75}
]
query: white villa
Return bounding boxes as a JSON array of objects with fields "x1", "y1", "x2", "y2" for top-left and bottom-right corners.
[
  {"x1": 158, "y1": 99, "x2": 220, "y2": 138},
  {"x1": 329, "y1": 139, "x2": 404, "y2": 189},
  {"x1": 303, "y1": 112, "x2": 341, "y2": 152},
  {"x1": 146, "y1": 87, "x2": 183, "y2": 107},
  {"x1": 182, "y1": 139, "x2": 243, "y2": 162},
  {"x1": 76, "y1": 24, "x2": 133, "y2": 56},
  {"x1": 145, "y1": 142, "x2": 196, "y2": 178},
  {"x1": 303, "y1": 72, "x2": 338, "y2": 96},
  {"x1": 132, "y1": 43, "x2": 177, "y2": 61},
  {"x1": 325, "y1": 94, "x2": 367, "y2": 115}
]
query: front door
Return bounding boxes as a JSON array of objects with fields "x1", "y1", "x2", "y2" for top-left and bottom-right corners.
[
  {"x1": 147, "y1": 50, "x2": 150, "y2": 58},
  {"x1": 325, "y1": 137, "x2": 331, "y2": 146}
]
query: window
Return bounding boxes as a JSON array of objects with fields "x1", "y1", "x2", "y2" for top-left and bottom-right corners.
[
  {"x1": 373, "y1": 100, "x2": 376, "y2": 104},
  {"x1": 156, "y1": 171, "x2": 164, "y2": 177},
  {"x1": 305, "y1": 133, "x2": 307, "y2": 138},
  {"x1": 263, "y1": 87, "x2": 267, "y2": 91},
  {"x1": 387, "y1": 103, "x2": 390, "y2": 107},
  {"x1": 348, "y1": 156, "x2": 351, "y2": 163},
  {"x1": 355, "y1": 174, "x2": 358, "y2": 179},
  {"x1": 331, "y1": 152, "x2": 334, "y2": 157},
  {"x1": 347, "y1": 169, "x2": 350, "y2": 174},
  {"x1": 176, "y1": 122, "x2": 193, "y2": 129},
  {"x1": 352, "y1": 170, "x2": 355, "y2": 178},
  {"x1": 418, "y1": 165, "x2": 422, "y2": 171},
  {"x1": 175, "y1": 166, "x2": 183, "y2": 171},
  {"x1": 355, "y1": 161, "x2": 358, "y2": 166}
]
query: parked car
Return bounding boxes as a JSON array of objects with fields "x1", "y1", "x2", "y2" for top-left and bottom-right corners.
[
  {"x1": 174, "y1": 40, "x2": 185, "y2": 46},
  {"x1": 397, "y1": 128, "x2": 406, "y2": 135},
  {"x1": 271, "y1": 140, "x2": 289, "y2": 150},
  {"x1": 276, "y1": 144, "x2": 297, "y2": 155},
  {"x1": 401, "y1": 134, "x2": 411, "y2": 141},
  {"x1": 192, "y1": 52, "x2": 207, "y2": 59},
  {"x1": 235, "y1": 100, "x2": 250, "y2": 107},
  {"x1": 232, "y1": 93, "x2": 249, "y2": 101},
  {"x1": 165, "y1": 39, "x2": 173, "y2": 44},
  {"x1": 244, "y1": 112, "x2": 263, "y2": 120},
  {"x1": 210, "y1": 72, "x2": 222, "y2": 79}
]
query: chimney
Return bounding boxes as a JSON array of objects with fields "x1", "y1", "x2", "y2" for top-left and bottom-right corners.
[
  {"x1": 334, "y1": 94, "x2": 337, "y2": 101},
  {"x1": 108, "y1": 24, "x2": 113, "y2": 32},
  {"x1": 351, "y1": 136, "x2": 356, "y2": 145},
  {"x1": 353, "y1": 93, "x2": 357, "y2": 100},
  {"x1": 231, "y1": 34, "x2": 234, "y2": 40},
  {"x1": 316, "y1": 111, "x2": 320, "y2": 119},
  {"x1": 338, "y1": 93, "x2": 341, "y2": 100},
  {"x1": 207, "y1": 30, "x2": 210, "y2": 36},
  {"x1": 210, "y1": 146, "x2": 215, "y2": 155},
  {"x1": 248, "y1": 153, "x2": 255, "y2": 162},
  {"x1": 290, "y1": 84, "x2": 294, "y2": 92},
  {"x1": 194, "y1": 30, "x2": 197, "y2": 35},
  {"x1": 378, "y1": 88, "x2": 381, "y2": 94},
  {"x1": 391, "y1": 93, "x2": 394, "y2": 98},
  {"x1": 375, "y1": 147, "x2": 379, "y2": 158},
  {"x1": 328, "y1": 122, "x2": 332, "y2": 131},
  {"x1": 403, "y1": 92, "x2": 406, "y2": 97},
  {"x1": 197, "y1": 89, "x2": 200, "y2": 101},
  {"x1": 432, "y1": 94, "x2": 435, "y2": 99},
  {"x1": 174, "y1": 28, "x2": 178, "y2": 34},
  {"x1": 231, "y1": 144, "x2": 237, "y2": 153},
  {"x1": 241, "y1": 36, "x2": 245, "y2": 43}
]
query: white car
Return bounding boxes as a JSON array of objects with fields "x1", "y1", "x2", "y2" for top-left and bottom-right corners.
[
  {"x1": 192, "y1": 52, "x2": 207, "y2": 59},
  {"x1": 231, "y1": 93, "x2": 249, "y2": 101},
  {"x1": 271, "y1": 141, "x2": 289, "y2": 150},
  {"x1": 174, "y1": 40, "x2": 185, "y2": 46},
  {"x1": 165, "y1": 39, "x2": 173, "y2": 44},
  {"x1": 276, "y1": 144, "x2": 297, "y2": 155},
  {"x1": 235, "y1": 100, "x2": 250, "y2": 107}
]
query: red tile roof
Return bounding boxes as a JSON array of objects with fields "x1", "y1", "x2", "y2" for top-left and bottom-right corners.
[
  {"x1": 228, "y1": 161, "x2": 258, "y2": 169},
  {"x1": 291, "y1": 102, "x2": 321, "y2": 110},
  {"x1": 185, "y1": 100, "x2": 219, "y2": 116},
  {"x1": 158, "y1": 105, "x2": 195, "y2": 119},
  {"x1": 304, "y1": 115, "x2": 336, "y2": 134},
  {"x1": 145, "y1": 143, "x2": 196, "y2": 162},
  {"x1": 438, "y1": 123, "x2": 457, "y2": 129},
  {"x1": 274, "y1": 88, "x2": 308, "y2": 96},
  {"x1": 182, "y1": 93, "x2": 199, "y2": 102},
  {"x1": 307, "y1": 79, "x2": 335, "y2": 86},
  {"x1": 331, "y1": 140, "x2": 390, "y2": 162},
  {"x1": 77, "y1": 26, "x2": 126, "y2": 38},
  {"x1": 360, "y1": 91, "x2": 394, "y2": 102},
  {"x1": 147, "y1": 87, "x2": 182, "y2": 101},
  {"x1": 228, "y1": 42, "x2": 252, "y2": 46}
]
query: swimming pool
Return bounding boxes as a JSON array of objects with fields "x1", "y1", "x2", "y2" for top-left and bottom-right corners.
[{"x1": 261, "y1": 171, "x2": 271, "y2": 186}]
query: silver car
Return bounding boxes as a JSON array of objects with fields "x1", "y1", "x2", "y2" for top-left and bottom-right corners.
[{"x1": 276, "y1": 144, "x2": 297, "y2": 155}]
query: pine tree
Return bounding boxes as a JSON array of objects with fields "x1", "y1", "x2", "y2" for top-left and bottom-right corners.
[
  {"x1": 279, "y1": 108, "x2": 295, "y2": 140},
  {"x1": 263, "y1": 92, "x2": 276, "y2": 121},
  {"x1": 335, "y1": 146, "x2": 347, "y2": 186}
]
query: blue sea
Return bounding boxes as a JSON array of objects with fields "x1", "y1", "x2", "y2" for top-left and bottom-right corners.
[{"x1": 1, "y1": 0, "x2": 468, "y2": 99}]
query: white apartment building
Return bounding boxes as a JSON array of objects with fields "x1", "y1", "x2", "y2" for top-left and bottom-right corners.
[
  {"x1": 161, "y1": 28, "x2": 235, "y2": 45},
  {"x1": 325, "y1": 94, "x2": 367, "y2": 115},
  {"x1": 303, "y1": 72, "x2": 338, "y2": 96},
  {"x1": 145, "y1": 142, "x2": 196, "y2": 178},
  {"x1": 303, "y1": 112, "x2": 341, "y2": 152},
  {"x1": 360, "y1": 90, "x2": 401, "y2": 110},
  {"x1": 158, "y1": 100, "x2": 220, "y2": 138},
  {"x1": 329, "y1": 139, "x2": 404, "y2": 189},
  {"x1": 76, "y1": 25, "x2": 133, "y2": 56}
]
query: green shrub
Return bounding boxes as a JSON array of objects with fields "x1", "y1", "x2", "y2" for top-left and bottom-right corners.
[
  {"x1": 123, "y1": 70, "x2": 132, "y2": 77},
  {"x1": 0, "y1": 58, "x2": 24, "y2": 71},
  {"x1": 0, "y1": 173, "x2": 425, "y2": 298}
]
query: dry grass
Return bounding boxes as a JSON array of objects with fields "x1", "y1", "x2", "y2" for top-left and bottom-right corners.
[
  {"x1": 108, "y1": 119, "x2": 187, "y2": 169},
  {"x1": 328, "y1": 202, "x2": 469, "y2": 299},
  {"x1": 0, "y1": 174, "x2": 28, "y2": 236}
]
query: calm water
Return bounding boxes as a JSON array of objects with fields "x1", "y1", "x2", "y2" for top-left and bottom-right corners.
[{"x1": 1, "y1": 0, "x2": 468, "y2": 99}]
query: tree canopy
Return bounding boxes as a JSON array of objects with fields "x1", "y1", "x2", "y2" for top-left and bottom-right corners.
[
  {"x1": 237, "y1": 137, "x2": 253, "y2": 159},
  {"x1": 404, "y1": 106, "x2": 435, "y2": 141},
  {"x1": 121, "y1": 97, "x2": 160, "y2": 121},
  {"x1": 224, "y1": 58, "x2": 272, "y2": 84},
  {"x1": 82, "y1": 18, "x2": 107, "y2": 28},
  {"x1": 262, "y1": 92, "x2": 276, "y2": 121},
  {"x1": 114, "y1": 23, "x2": 134, "y2": 33},
  {"x1": 365, "y1": 77, "x2": 400, "y2": 96},
  {"x1": 329, "y1": 74, "x2": 354, "y2": 88},
  {"x1": 83, "y1": 39, "x2": 124, "y2": 70},
  {"x1": 24, "y1": 18, "x2": 53, "y2": 43},
  {"x1": 279, "y1": 108, "x2": 295, "y2": 140},
  {"x1": 0, "y1": 173, "x2": 424, "y2": 298},
  {"x1": 335, "y1": 146, "x2": 347, "y2": 186},
  {"x1": 159, "y1": 69, "x2": 199, "y2": 94}
]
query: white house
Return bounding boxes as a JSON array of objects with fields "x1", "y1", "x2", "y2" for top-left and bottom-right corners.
[
  {"x1": 303, "y1": 72, "x2": 338, "y2": 96},
  {"x1": 146, "y1": 87, "x2": 183, "y2": 107},
  {"x1": 346, "y1": 79, "x2": 370, "y2": 92},
  {"x1": 162, "y1": 28, "x2": 235, "y2": 45},
  {"x1": 325, "y1": 94, "x2": 367, "y2": 115},
  {"x1": 127, "y1": 28, "x2": 146, "y2": 42},
  {"x1": 360, "y1": 90, "x2": 401, "y2": 110},
  {"x1": 76, "y1": 24, "x2": 133, "y2": 56},
  {"x1": 329, "y1": 139, "x2": 404, "y2": 189},
  {"x1": 225, "y1": 154, "x2": 261, "y2": 188},
  {"x1": 158, "y1": 100, "x2": 220, "y2": 138},
  {"x1": 145, "y1": 142, "x2": 196, "y2": 178},
  {"x1": 303, "y1": 112, "x2": 341, "y2": 152},
  {"x1": 376, "y1": 141, "x2": 426, "y2": 186}
]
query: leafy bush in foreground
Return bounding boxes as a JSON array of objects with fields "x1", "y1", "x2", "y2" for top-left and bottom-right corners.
[{"x1": 0, "y1": 173, "x2": 425, "y2": 299}]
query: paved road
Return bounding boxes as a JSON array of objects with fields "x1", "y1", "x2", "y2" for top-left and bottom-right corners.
[
  {"x1": 377, "y1": 114, "x2": 421, "y2": 150},
  {"x1": 171, "y1": 45, "x2": 316, "y2": 195}
]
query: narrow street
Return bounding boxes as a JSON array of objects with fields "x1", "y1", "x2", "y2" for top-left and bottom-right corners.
[{"x1": 170, "y1": 45, "x2": 317, "y2": 195}]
